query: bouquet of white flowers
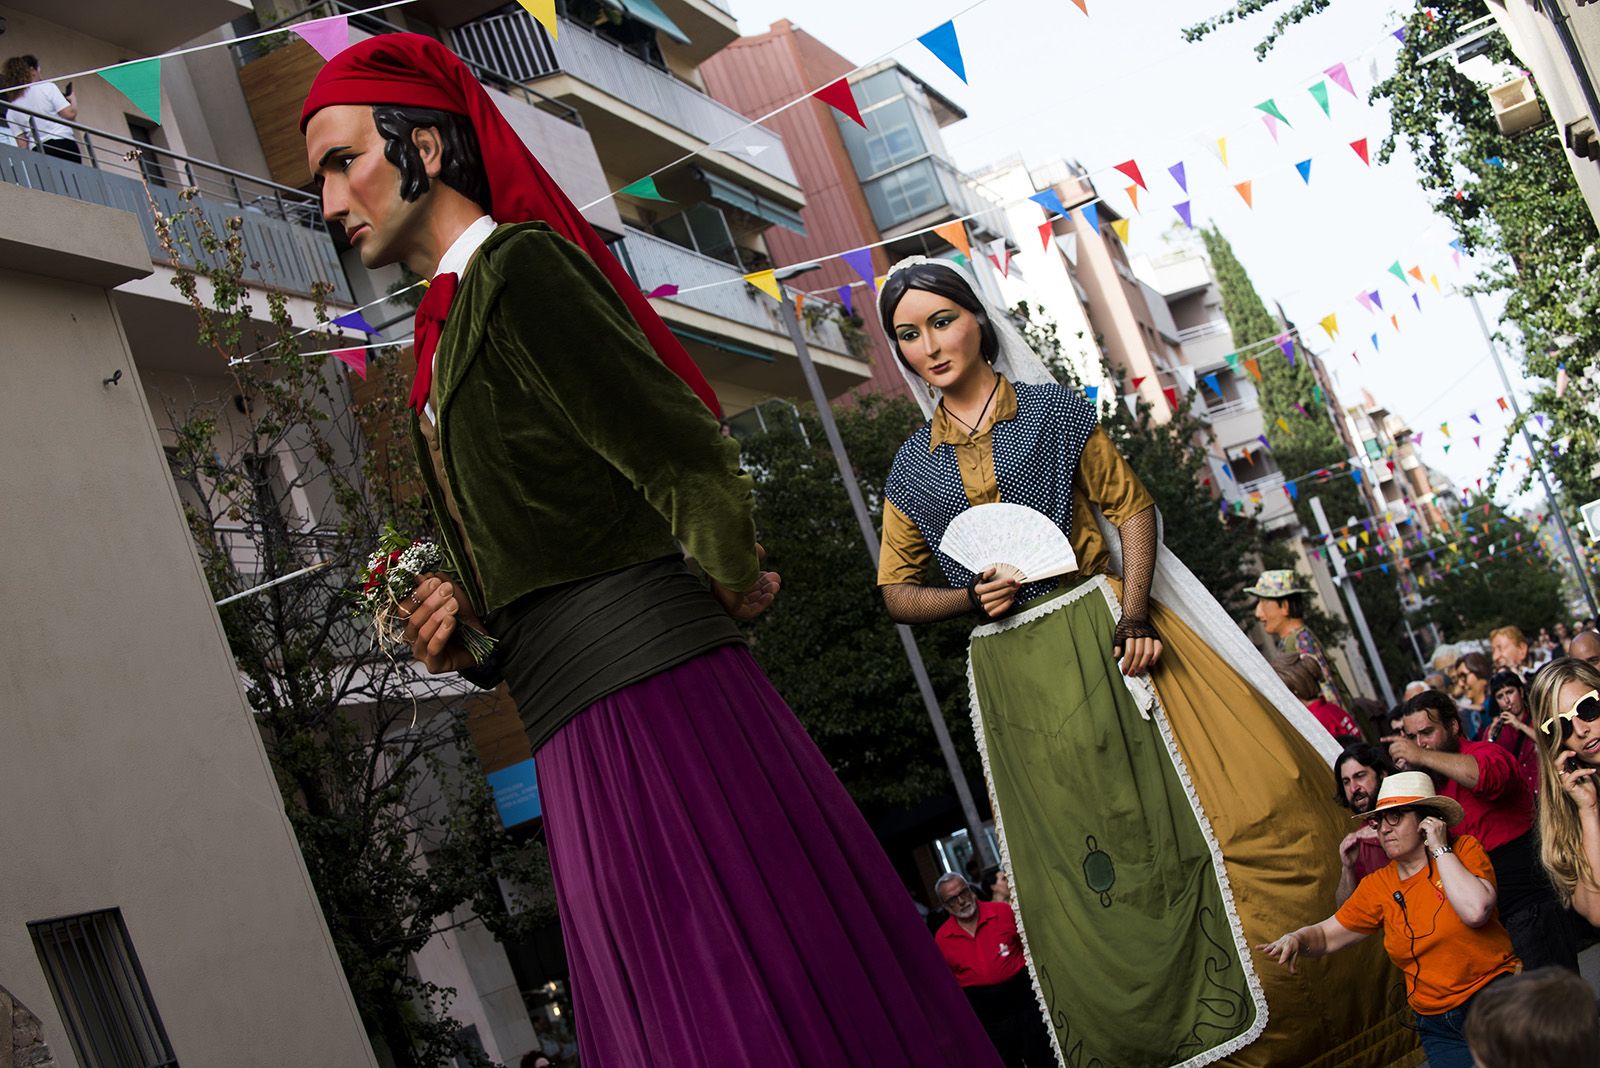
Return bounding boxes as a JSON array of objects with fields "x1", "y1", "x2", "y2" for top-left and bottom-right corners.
[{"x1": 356, "y1": 525, "x2": 496, "y2": 662}]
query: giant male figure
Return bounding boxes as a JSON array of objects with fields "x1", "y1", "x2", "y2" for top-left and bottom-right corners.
[{"x1": 301, "y1": 34, "x2": 1001, "y2": 1065}]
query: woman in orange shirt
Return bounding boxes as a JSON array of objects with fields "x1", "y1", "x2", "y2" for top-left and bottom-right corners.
[{"x1": 1258, "y1": 771, "x2": 1520, "y2": 1068}]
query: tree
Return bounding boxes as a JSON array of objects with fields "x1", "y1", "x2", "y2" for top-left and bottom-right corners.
[
  {"x1": 152, "y1": 188, "x2": 554, "y2": 1066},
  {"x1": 1414, "y1": 494, "x2": 1566, "y2": 639},
  {"x1": 1187, "y1": 0, "x2": 1600, "y2": 508}
]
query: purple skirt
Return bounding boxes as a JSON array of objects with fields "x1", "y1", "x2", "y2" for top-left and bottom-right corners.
[{"x1": 538, "y1": 643, "x2": 1002, "y2": 1066}]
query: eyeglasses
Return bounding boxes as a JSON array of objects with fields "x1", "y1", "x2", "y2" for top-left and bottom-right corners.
[
  {"x1": 1374, "y1": 809, "x2": 1416, "y2": 827},
  {"x1": 939, "y1": 887, "x2": 975, "y2": 907},
  {"x1": 1540, "y1": 689, "x2": 1600, "y2": 737}
]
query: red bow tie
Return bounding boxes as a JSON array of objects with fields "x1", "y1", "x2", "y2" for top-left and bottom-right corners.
[{"x1": 410, "y1": 272, "x2": 459, "y2": 415}]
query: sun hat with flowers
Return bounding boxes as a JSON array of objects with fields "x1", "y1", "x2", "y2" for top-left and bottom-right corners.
[{"x1": 1244, "y1": 569, "x2": 1312, "y2": 599}]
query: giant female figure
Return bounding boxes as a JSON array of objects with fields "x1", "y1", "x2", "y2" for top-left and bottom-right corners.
[
  {"x1": 876, "y1": 257, "x2": 1414, "y2": 1066},
  {"x1": 301, "y1": 35, "x2": 1000, "y2": 1066}
]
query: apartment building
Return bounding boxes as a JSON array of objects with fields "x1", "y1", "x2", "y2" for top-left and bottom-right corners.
[
  {"x1": 700, "y1": 19, "x2": 1015, "y2": 402},
  {"x1": 3, "y1": 0, "x2": 853, "y2": 1061}
]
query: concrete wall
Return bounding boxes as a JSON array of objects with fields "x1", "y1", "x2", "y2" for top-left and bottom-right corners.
[{"x1": 0, "y1": 182, "x2": 376, "y2": 1068}]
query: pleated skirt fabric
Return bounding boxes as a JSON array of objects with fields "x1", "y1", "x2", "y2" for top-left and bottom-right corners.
[{"x1": 536, "y1": 643, "x2": 1003, "y2": 1067}]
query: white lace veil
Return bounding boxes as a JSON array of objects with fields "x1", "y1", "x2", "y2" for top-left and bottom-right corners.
[
  {"x1": 880, "y1": 255, "x2": 1057, "y2": 421},
  {"x1": 874, "y1": 253, "x2": 1344, "y2": 763}
]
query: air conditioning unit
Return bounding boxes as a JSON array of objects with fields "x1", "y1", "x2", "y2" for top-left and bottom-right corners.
[{"x1": 1489, "y1": 75, "x2": 1545, "y2": 137}]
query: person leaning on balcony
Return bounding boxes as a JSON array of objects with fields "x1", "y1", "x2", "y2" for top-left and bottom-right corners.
[
  {"x1": 1, "y1": 55, "x2": 78, "y2": 162},
  {"x1": 1249, "y1": 569, "x2": 1352, "y2": 712},
  {"x1": 300, "y1": 33, "x2": 1003, "y2": 1068}
]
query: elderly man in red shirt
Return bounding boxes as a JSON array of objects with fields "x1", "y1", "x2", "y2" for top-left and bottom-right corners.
[
  {"x1": 932, "y1": 873, "x2": 1053, "y2": 1067},
  {"x1": 1386, "y1": 689, "x2": 1577, "y2": 973}
]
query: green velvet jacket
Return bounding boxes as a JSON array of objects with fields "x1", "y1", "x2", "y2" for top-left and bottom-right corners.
[{"x1": 409, "y1": 222, "x2": 759, "y2": 618}]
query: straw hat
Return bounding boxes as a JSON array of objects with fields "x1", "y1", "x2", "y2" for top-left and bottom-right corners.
[
  {"x1": 1244, "y1": 570, "x2": 1310, "y2": 599},
  {"x1": 1354, "y1": 771, "x2": 1464, "y2": 826}
]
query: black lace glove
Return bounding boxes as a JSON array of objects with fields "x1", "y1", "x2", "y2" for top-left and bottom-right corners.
[{"x1": 882, "y1": 582, "x2": 981, "y2": 624}]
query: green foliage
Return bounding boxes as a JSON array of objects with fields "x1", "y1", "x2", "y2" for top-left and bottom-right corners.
[
  {"x1": 151, "y1": 191, "x2": 552, "y2": 1068},
  {"x1": 1182, "y1": 0, "x2": 1335, "y2": 58},
  {"x1": 1415, "y1": 494, "x2": 1567, "y2": 638},
  {"x1": 737, "y1": 395, "x2": 983, "y2": 810}
]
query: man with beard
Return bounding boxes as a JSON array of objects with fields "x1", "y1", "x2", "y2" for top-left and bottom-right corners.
[
  {"x1": 932, "y1": 874, "x2": 1054, "y2": 1067},
  {"x1": 1333, "y1": 742, "x2": 1398, "y2": 906},
  {"x1": 1387, "y1": 690, "x2": 1577, "y2": 972}
]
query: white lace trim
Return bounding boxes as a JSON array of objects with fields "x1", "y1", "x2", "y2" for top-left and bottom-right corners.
[{"x1": 965, "y1": 576, "x2": 1270, "y2": 1068}]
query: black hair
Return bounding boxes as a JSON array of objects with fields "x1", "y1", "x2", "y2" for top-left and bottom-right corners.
[
  {"x1": 1331, "y1": 741, "x2": 1398, "y2": 809},
  {"x1": 1404, "y1": 688, "x2": 1460, "y2": 732},
  {"x1": 370, "y1": 105, "x2": 490, "y2": 215},
  {"x1": 1265, "y1": 592, "x2": 1307, "y2": 620},
  {"x1": 876, "y1": 263, "x2": 999, "y2": 369},
  {"x1": 1489, "y1": 669, "x2": 1525, "y2": 695}
]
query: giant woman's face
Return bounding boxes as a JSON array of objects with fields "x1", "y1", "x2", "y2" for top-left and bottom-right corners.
[
  {"x1": 306, "y1": 104, "x2": 429, "y2": 270},
  {"x1": 890, "y1": 287, "x2": 988, "y2": 396}
]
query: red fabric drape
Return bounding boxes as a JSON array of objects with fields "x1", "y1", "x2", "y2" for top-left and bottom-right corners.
[{"x1": 302, "y1": 32, "x2": 720, "y2": 416}]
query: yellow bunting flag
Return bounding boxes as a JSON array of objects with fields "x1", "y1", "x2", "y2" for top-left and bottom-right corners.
[
  {"x1": 932, "y1": 221, "x2": 971, "y2": 260},
  {"x1": 874, "y1": 274, "x2": 889, "y2": 294},
  {"x1": 515, "y1": 0, "x2": 559, "y2": 38},
  {"x1": 1244, "y1": 357, "x2": 1262, "y2": 381},
  {"x1": 1319, "y1": 313, "x2": 1339, "y2": 339},
  {"x1": 1234, "y1": 180, "x2": 1253, "y2": 207},
  {"x1": 1110, "y1": 218, "x2": 1130, "y2": 244},
  {"x1": 743, "y1": 269, "x2": 781, "y2": 301},
  {"x1": 1216, "y1": 137, "x2": 1229, "y2": 168},
  {"x1": 1276, "y1": 415, "x2": 1293, "y2": 434},
  {"x1": 1429, "y1": 273, "x2": 1441, "y2": 292}
]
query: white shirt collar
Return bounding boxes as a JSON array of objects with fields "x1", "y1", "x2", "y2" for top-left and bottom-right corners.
[{"x1": 434, "y1": 215, "x2": 498, "y2": 280}]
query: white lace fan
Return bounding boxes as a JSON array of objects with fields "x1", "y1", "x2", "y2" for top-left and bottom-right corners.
[{"x1": 938, "y1": 503, "x2": 1078, "y2": 583}]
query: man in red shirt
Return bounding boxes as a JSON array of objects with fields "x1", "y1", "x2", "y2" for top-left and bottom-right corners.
[
  {"x1": 932, "y1": 874, "x2": 1053, "y2": 1067},
  {"x1": 1387, "y1": 690, "x2": 1576, "y2": 972}
]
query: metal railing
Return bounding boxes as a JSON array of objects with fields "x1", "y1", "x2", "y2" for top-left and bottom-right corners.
[
  {"x1": 1199, "y1": 396, "x2": 1258, "y2": 420},
  {"x1": 233, "y1": 0, "x2": 583, "y2": 128},
  {"x1": 0, "y1": 104, "x2": 350, "y2": 302},
  {"x1": 1176, "y1": 318, "x2": 1230, "y2": 343},
  {"x1": 451, "y1": 11, "x2": 796, "y2": 185},
  {"x1": 616, "y1": 226, "x2": 854, "y2": 358}
]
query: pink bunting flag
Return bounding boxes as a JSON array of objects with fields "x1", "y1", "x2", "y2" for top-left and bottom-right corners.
[
  {"x1": 1325, "y1": 62, "x2": 1356, "y2": 97},
  {"x1": 988, "y1": 249, "x2": 1011, "y2": 277},
  {"x1": 291, "y1": 15, "x2": 351, "y2": 60},
  {"x1": 645, "y1": 283, "x2": 679, "y2": 298},
  {"x1": 813, "y1": 78, "x2": 865, "y2": 127},
  {"x1": 333, "y1": 347, "x2": 367, "y2": 379},
  {"x1": 1355, "y1": 291, "x2": 1376, "y2": 313},
  {"x1": 1261, "y1": 114, "x2": 1282, "y2": 143}
]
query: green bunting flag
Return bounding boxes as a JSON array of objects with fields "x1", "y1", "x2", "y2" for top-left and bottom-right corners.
[
  {"x1": 1387, "y1": 260, "x2": 1409, "y2": 285},
  {"x1": 101, "y1": 58, "x2": 162, "y2": 124},
  {"x1": 618, "y1": 176, "x2": 671, "y2": 202},
  {"x1": 1308, "y1": 80, "x2": 1330, "y2": 117},
  {"x1": 1254, "y1": 98, "x2": 1292, "y2": 128}
]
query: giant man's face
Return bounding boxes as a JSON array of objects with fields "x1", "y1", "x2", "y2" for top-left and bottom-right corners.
[{"x1": 306, "y1": 104, "x2": 430, "y2": 270}]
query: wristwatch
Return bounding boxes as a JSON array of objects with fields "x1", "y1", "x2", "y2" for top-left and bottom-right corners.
[{"x1": 1429, "y1": 844, "x2": 1452, "y2": 859}]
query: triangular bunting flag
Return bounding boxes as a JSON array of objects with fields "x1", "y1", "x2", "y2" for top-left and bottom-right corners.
[
  {"x1": 1496, "y1": 396, "x2": 1509, "y2": 411},
  {"x1": 1114, "y1": 159, "x2": 1146, "y2": 190},
  {"x1": 744, "y1": 269, "x2": 781, "y2": 301},
  {"x1": 1110, "y1": 218, "x2": 1130, "y2": 244},
  {"x1": 1216, "y1": 137, "x2": 1229, "y2": 168},
  {"x1": 875, "y1": 273, "x2": 891, "y2": 293},
  {"x1": 1132, "y1": 376, "x2": 1147, "y2": 389},
  {"x1": 331, "y1": 309, "x2": 377, "y2": 334},
  {"x1": 814, "y1": 78, "x2": 865, "y2": 127},
  {"x1": 1058, "y1": 232, "x2": 1078, "y2": 263},
  {"x1": 1244, "y1": 357, "x2": 1262, "y2": 381},
  {"x1": 916, "y1": 20, "x2": 967, "y2": 83},
  {"x1": 1124, "y1": 183, "x2": 1140, "y2": 211},
  {"x1": 1262, "y1": 114, "x2": 1283, "y2": 142},
  {"x1": 840, "y1": 248, "x2": 875, "y2": 290},
  {"x1": 1085, "y1": 384, "x2": 1099, "y2": 403},
  {"x1": 1390, "y1": 314, "x2": 1400, "y2": 331},
  {"x1": 1309, "y1": 80, "x2": 1331, "y2": 116},
  {"x1": 794, "y1": 291, "x2": 807, "y2": 314},
  {"x1": 1295, "y1": 158, "x2": 1312, "y2": 184},
  {"x1": 1469, "y1": 411, "x2": 1481, "y2": 424},
  {"x1": 1038, "y1": 219, "x2": 1054, "y2": 250},
  {"x1": 619, "y1": 176, "x2": 671, "y2": 202},
  {"x1": 1202, "y1": 373, "x2": 1220, "y2": 394},
  {"x1": 1473, "y1": 435, "x2": 1482, "y2": 448},
  {"x1": 1068, "y1": 0, "x2": 1087, "y2": 13},
  {"x1": 1276, "y1": 334, "x2": 1294, "y2": 361},
  {"x1": 1429, "y1": 273, "x2": 1441, "y2": 292},
  {"x1": 1169, "y1": 161, "x2": 1187, "y2": 193},
  {"x1": 987, "y1": 247, "x2": 1011, "y2": 277},
  {"x1": 1407, "y1": 265, "x2": 1425, "y2": 282},
  {"x1": 645, "y1": 283, "x2": 679, "y2": 298},
  {"x1": 1173, "y1": 200, "x2": 1192, "y2": 229},
  {"x1": 1175, "y1": 365, "x2": 1196, "y2": 391},
  {"x1": 1123, "y1": 394, "x2": 1140, "y2": 417},
  {"x1": 1370, "y1": 290, "x2": 1383, "y2": 309},
  {"x1": 514, "y1": 0, "x2": 559, "y2": 38},
  {"x1": 1356, "y1": 292, "x2": 1376, "y2": 313},
  {"x1": 1388, "y1": 261, "x2": 1409, "y2": 285},
  {"x1": 1326, "y1": 62, "x2": 1356, "y2": 97},
  {"x1": 836, "y1": 286, "x2": 854, "y2": 317},
  {"x1": 1255, "y1": 98, "x2": 1292, "y2": 128},
  {"x1": 1080, "y1": 203, "x2": 1100, "y2": 233},
  {"x1": 1392, "y1": 27, "x2": 1406, "y2": 42},
  {"x1": 1350, "y1": 138, "x2": 1370, "y2": 165},
  {"x1": 291, "y1": 15, "x2": 351, "y2": 61},
  {"x1": 333, "y1": 347, "x2": 367, "y2": 379},
  {"x1": 1234, "y1": 180, "x2": 1253, "y2": 207},
  {"x1": 1411, "y1": 292, "x2": 1421, "y2": 311},
  {"x1": 1029, "y1": 189, "x2": 1068, "y2": 217},
  {"x1": 1276, "y1": 415, "x2": 1292, "y2": 434},
  {"x1": 933, "y1": 221, "x2": 971, "y2": 259},
  {"x1": 101, "y1": 58, "x2": 162, "y2": 124},
  {"x1": 1163, "y1": 386, "x2": 1179, "y2": 409},
  {"x1": 1440, "y1": 422, "x2": 1451, "y2": 438},
  {"x1": 1319, "y1": 313, "x2": 1339, "y2": 339}
]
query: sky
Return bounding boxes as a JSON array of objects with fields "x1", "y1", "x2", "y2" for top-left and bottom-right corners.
[{"x1": 731, "y1": 0, "x2": 1543, "y2": 504}]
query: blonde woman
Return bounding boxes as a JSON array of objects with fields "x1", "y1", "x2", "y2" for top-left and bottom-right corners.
[{"x1": 1533, "y1": 657, "x2": 1600, "y2": 923}]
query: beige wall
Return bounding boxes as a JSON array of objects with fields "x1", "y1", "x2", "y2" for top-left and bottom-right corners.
[{"x1": 0, "y1": 183, "x2": 376, "y2": 1068}]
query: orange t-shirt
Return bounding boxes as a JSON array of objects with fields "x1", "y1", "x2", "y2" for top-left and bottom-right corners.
[{"x1": 1334, "y1": 833, "x2": 1520, "y2": 1014}]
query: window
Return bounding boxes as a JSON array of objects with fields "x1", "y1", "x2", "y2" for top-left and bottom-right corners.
[
  {"x1": 30, "y1": 909, "x2": 178, "y2": 1068},
  {"x1": 651, "y1": 203, "x2": 740, "y2": 266},
  {"x1": 126, "y1": 120, "x2": 171, "y2": 190}
]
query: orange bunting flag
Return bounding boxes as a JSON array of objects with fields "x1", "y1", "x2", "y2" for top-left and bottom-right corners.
[
  {"x1": 1407, "y1": 265, "x2": 1424, "y2": 282},
  {"x1": 1319, "y1": 313, "x2": 1339, "y2": 339},
  {"x1": 1390, "y1": 314, "x2": 1399, "y2": 331},
  {"x1": 932, "y1": 221, "x2": 971, "y2": 260},
  {"x1": 1496, "y1": 396, "x2": 1509, "y2": 411},
  {"x1": 1125, "y1": 183, "x2": 1140, "y2": 211},
  {"x1": 1110, "y1": 218, "x2": 1130, "y2": 244},
  {"x1": 1234, "y1": 180, "x2": 1253, "y2": 207},
  {"x1": 813, "y1": 78, "x2": 865, "y2": 128},
  {"x1": 1244, "y1": 357, "x2": 1262, "y2": 381},
  {"x1": 794, "y1": 291, "x2": 807, "y2": 315},
  {"x1": 1114, "y1": 159, "x2": 1147, "y2": 190},
  {"x1": 1069, "y1": 0, "x2": 1087, "y2": 12},
  {"x1": 1350, "y1": 137, "x2": 1370, "y2": 165}
]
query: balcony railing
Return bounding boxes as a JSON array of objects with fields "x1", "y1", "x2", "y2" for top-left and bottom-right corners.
[
  {"x1": 615, "y1": 227, "x2": 853, "y2": 358},
  {"x1": 450, "y1": 12, "x2": 796, "y2": 185},
  {"x1": 1200, "y1": 396, "x2": 1258, "y2": 420},
  {"x1": 1, "y1": 105, "x2": 350, "y2": 303},
  {"x1": 1177, "y1": 318, "x2": 1230, "y2": 344},
  {"x1": 863, "y1": 155, "x2": 1011, "y2": 245}
]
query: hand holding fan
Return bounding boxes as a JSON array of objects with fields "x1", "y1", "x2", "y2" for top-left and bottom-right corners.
[{"x1": 938, "y1": 503, "x2": 1079, "y2": 584}]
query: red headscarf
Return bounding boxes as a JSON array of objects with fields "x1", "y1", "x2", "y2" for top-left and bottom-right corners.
[{"x1": 301, "y1": 32, "x2": 720, "y2": 416}]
